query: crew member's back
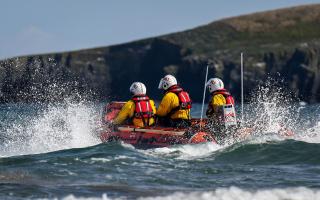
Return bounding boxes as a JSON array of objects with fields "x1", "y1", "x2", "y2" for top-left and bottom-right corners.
[
  {"x1": 113, "y1": 82, "x2": 156, "y2": 127},
  {"x1": 157, "y1": 75, "x2": 192, "y2": 128}
]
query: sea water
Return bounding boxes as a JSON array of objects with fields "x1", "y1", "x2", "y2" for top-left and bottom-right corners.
[{"x1": 0, "y1": 98, "x2": 320, "y2": 199}]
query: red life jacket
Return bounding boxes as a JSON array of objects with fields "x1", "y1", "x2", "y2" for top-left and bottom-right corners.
[
  {"x1": 211, "y1": 89, "x2": 235, "y2": 105},
  {"x1": 131, "y1": 95, "x2": 154, "y2": 120},
  {"x1": 167, "y1": 85, "x2": 192, "y2": 109}
]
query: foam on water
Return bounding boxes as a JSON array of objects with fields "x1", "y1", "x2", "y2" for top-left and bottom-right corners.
[
  {"x1": 54, "y1": 187, "x2": 320, "y2": 200},
  {"x1": 139, "y1": 187, "x2": 320, "y2": 200},
  {"x1": 137, "y1": 142, "x2": 224, "y2": 160},
  {"x1": 58, "y1": 194, "x2": 112, "y2": 200},
  {"x1": 296, "y1": 120, "x2": 320, "y2": 143},
  {"x1": 288, "y1": 100, "x2": 320, "y2": 143},
  {"x1": 0, "y1": 100, "x2": 101, "y2": 157}
]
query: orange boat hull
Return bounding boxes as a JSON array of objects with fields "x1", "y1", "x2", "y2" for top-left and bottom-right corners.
[{"x1": 100, "y1": 126, "x2": 216, "y2": 149}]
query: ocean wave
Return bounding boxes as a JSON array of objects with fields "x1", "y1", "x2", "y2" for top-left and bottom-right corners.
[
  {"x1": 52, "y1": 187, "x2": 320, "y2": 200},
  {"x1": 130, "y1": 137, "x2": 320, "y2": 165},
  {"x1": 139, "y1": 187, "x2": 320, "y2": 200},
  {"x1": 2, "y1": 138, "x2": 319, "y2": 166}
]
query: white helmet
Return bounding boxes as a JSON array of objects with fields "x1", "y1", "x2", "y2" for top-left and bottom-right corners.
[
  {"x1": 206, "y1": 78, "x2": 224, "y2": 93},
  {"x1": 129, "y1": 82, "x2": 146, "y2": 95},
  {"x1": 158, "y1": 75, "x2": 177, "y2": 90}
]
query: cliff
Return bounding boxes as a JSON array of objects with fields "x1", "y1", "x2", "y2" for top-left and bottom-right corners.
[{"x1": 1, "y1": 4, "x2": 320, "y2": 103}]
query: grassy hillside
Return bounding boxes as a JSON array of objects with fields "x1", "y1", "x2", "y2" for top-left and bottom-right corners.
[{"x1": 162, "y1": 4, "x2": 320, "y2": 56}]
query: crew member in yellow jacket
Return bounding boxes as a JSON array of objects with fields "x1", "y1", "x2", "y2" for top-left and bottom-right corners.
[
  {"x1": 113, "y1": 82, "x2": 156, "y2": 127},
  {"x1": 157, "y1": 75, "x2": 192, "y2": 128},
  {"x1": 206, "y1": 78, "x2": 236, "y2": 135},
  {"x1": 206, "y1": 78, "x2": 235, "y2": 117}
]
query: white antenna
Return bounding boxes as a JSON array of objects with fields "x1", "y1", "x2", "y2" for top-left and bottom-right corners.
[
  {"x1": 241, "y1": 52, "x2": 244, "y2": 123},
  {"x1": 200, "y1": 64, "x2": 209, "y2": 127}
]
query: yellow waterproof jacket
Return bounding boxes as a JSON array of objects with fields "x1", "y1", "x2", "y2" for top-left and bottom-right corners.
[
  {"x1": 157, "y1": 92, "x2": 190, "y2": 120},
  {"x1": 114, "y1": 99, "x2": 156, "y2": 127},
  {"x1": 206, "y1": 94, "x2": 226, "y2": 117}
]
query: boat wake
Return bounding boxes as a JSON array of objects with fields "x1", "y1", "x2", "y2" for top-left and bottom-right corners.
[{"x1": 137, "y1": 142, "x2": 224, "y2": 160}]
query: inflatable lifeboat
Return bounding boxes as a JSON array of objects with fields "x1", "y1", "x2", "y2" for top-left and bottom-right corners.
[
  {"x1": 99, "y1": 102, "x2": 294, "y2": 149},
  {"x1": 99, "y1": 102, "x2": 216, "y2": 149}
]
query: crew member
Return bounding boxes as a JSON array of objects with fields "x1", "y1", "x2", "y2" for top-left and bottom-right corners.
[
  {"x1": 157, "y1": 75, "x2": 192, "y2": 128},
  {"x1": 206, "y1": 78, "x2": 236, "y2": 131},
  {"x1": 113, "y1": 82, "x2": 156, "y2": 127}
]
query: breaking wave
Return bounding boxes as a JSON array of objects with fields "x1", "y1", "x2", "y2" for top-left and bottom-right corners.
[
  {"x1": 45, "y1": 187, "x2": 320, "y2": 200},
  {"x1": 139, "y1": 187, "x2": 320, "y2": 200}
]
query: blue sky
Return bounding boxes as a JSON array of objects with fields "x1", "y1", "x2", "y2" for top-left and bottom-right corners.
[{"x1": 1, "y1": 0, "x2": 319, "y2": 59}]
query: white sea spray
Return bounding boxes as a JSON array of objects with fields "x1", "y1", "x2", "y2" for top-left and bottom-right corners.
[{"x1": 0, "y1": 100, "x2": 101, "y2": 157}]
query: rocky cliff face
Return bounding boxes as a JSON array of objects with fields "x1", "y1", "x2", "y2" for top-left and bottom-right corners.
[{"x1": 0, "y1": 4, "x2": 320, "y2": 103}]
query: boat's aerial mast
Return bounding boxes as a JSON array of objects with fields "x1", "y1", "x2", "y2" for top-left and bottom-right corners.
[
  {"x1": 241, "y1": 52, "x2": 244, "y2": 124},
  {"x1": 200, "y1": 63, "x2": 209, "y2": 130}
]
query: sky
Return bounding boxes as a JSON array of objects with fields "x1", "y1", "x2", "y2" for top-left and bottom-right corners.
[{"x1": 1, "y1": 0, "x2": 320, "y2": 59}]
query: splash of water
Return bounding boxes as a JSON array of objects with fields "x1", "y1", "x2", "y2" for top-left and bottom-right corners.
[
  {"x1": 245, "y1": 78, "x2": 295, "y2": 133},
  {"x1": 240, "y1": 77, "x2": 320, "y2": 145},
  {"x1": 0, "y1": 57, "x2": 102, "y2": 157},
  {"x1": 0, "y1": 100, "x2": 101, "y2": 157}
]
